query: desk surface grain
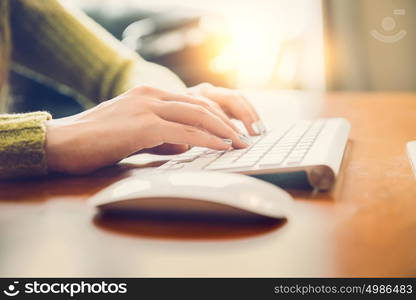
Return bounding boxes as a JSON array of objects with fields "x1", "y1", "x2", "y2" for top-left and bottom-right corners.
[{"x1": 1, "y1": 92, "x2": 415, "y2": 277}]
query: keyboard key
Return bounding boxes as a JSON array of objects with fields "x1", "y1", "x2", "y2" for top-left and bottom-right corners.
[
  {"x1": 236, "y1": 158, "x2": 258, "y2": 164},
  {"x1": 258, "y1": 161, "x2": 283, "y2": 168},
  {"x1": 285, "y1": 161, "x2": 302, "y2": 166},
  {"x1": 171, "y1": 156, "x2": 198, "y2": 163},
  {"x1": 269, "y1": 146, "x2": 292, "y2": 153},
  {"x1": 183, "y1": 154, "x2": 221, "y2": 169},
  {"x1": 206, "y1": 161, "x2": 255, "y2": 170},
  {"x1": 259, "y1": 156, "x2": 286, "y2": 167},
  {"x1": 169, "y1": 163, "x2": 185, "y2": 170},
  {"x1": 159, "y1": 161, "x2": 185, "y2": 170},
  {"x1": 290, "y1": 150, "x2": 307, "y2": 156}
]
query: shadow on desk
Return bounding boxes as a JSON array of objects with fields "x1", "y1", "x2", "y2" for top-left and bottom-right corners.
[{"x1": 93, "y1": 211, "x2": 286, "y2": 240}]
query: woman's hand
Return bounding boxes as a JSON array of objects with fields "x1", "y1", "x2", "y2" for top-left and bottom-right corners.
[
  {"x1": 188, "y1": 83, "x2": 266, "y2": 136},
  {"x1": 45, "y1": 85, "x2": 250, "y2": 174},
  {"x1": 139, "y1": 83, "x2": 265, "y2": 155}
]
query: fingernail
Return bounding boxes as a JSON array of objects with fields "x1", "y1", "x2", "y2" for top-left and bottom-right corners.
[
  {"x1": 257, "y1": 120, "x2": 267, "y2": 133},
  {"x1": 252, "y1": 120, "x2": 267, "y2": 135},
  {"x1": 239, "y1": 134, "x2": 251, "y2": 146},
  {"x1": 222, "y1": 138, "x2": 233, "y2": 150},
  {"x1": 251, "y1": 122, "x2": 261, "y2": 135}
]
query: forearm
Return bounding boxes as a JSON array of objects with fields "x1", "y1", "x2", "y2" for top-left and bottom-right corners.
[{"x1": 0, "y1": 111, "x2": 51, "y2": 179}]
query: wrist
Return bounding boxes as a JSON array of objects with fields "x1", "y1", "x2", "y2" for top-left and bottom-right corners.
[{"x1": 45, "y1": 119, "x2": 76, "y2": 173}]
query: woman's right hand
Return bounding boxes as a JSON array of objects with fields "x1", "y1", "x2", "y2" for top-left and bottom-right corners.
[{"x1": 45, "y1": 85, "x2": 250, "y2": 174}]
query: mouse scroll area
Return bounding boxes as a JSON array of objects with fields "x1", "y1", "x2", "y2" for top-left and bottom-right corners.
[{"x1": 97, "y1": 197, "x2": 285, "y2": 222}]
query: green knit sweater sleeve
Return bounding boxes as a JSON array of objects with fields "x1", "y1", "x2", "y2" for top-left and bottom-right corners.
[
  {"x1": 9, "y1": 0, "x2": 185, "y2": 104},
  {"x1": 0, "y1": 111, "x2": 51, "y2": 179}
]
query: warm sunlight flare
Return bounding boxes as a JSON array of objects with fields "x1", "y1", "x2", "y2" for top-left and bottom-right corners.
[
  {"x1": 204, "y1": 13, "x2": 284, "y2": 88},
  {"x1": 202, "y1": 3, "x2": 307, "y2": 89},
  {"x1": 67, "y1": 0, "x2": 324, "y2": 90}
]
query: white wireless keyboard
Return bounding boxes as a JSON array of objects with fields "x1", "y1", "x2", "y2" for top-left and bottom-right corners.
[{"x1": 158, "y1": 118, "x2": 350, "y2": 190}]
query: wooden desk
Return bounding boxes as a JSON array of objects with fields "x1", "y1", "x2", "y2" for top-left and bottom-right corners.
[{"x1": 1, "y1": 92, "x2": 416, "y2": 277}]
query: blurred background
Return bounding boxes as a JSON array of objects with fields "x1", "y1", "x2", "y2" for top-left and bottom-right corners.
[{"x1": 10, "y1": 0, "x2": 416, "y2": 116}]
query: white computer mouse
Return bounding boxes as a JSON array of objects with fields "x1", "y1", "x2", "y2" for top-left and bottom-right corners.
[{"x1": 88, "y1": 171, "x2": 294, "y2": 219}]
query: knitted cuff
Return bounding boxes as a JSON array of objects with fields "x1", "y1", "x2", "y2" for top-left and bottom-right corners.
[{"x1": 0, "y1": 111, "x2": 52, "y2": 179}]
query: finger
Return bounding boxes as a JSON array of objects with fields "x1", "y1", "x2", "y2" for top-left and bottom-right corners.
[
  {"x1": 239, "y1": 95, "x2": 267, "y2": 135},
  {"x1": 131, "y1": 144, "x2": 189, "y2": 156},
  {"x1": 212, "y1": 106, "x2": 242, "y2": 134},
  {"x1": 192, "y1": 95, "x2": 243, "y2": 134},
  {"x1": 157, "y1": 120, "x2": 234, "y2": 151},
  {"x1": 241, "y1": 94, "x2": 260, "y2": 121},
  {"x1": 158, "y1": 91, "x2": 242, "y2": 135},
  {"x1": 228, "y1": 98, "x2": 260, "y2": 136},
  {"x1": 154, "y1": 101, "x2": 248, "y2": 149},
  {"x1": 193, "y1": 86, "x2": 261, "y2": 136}
]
